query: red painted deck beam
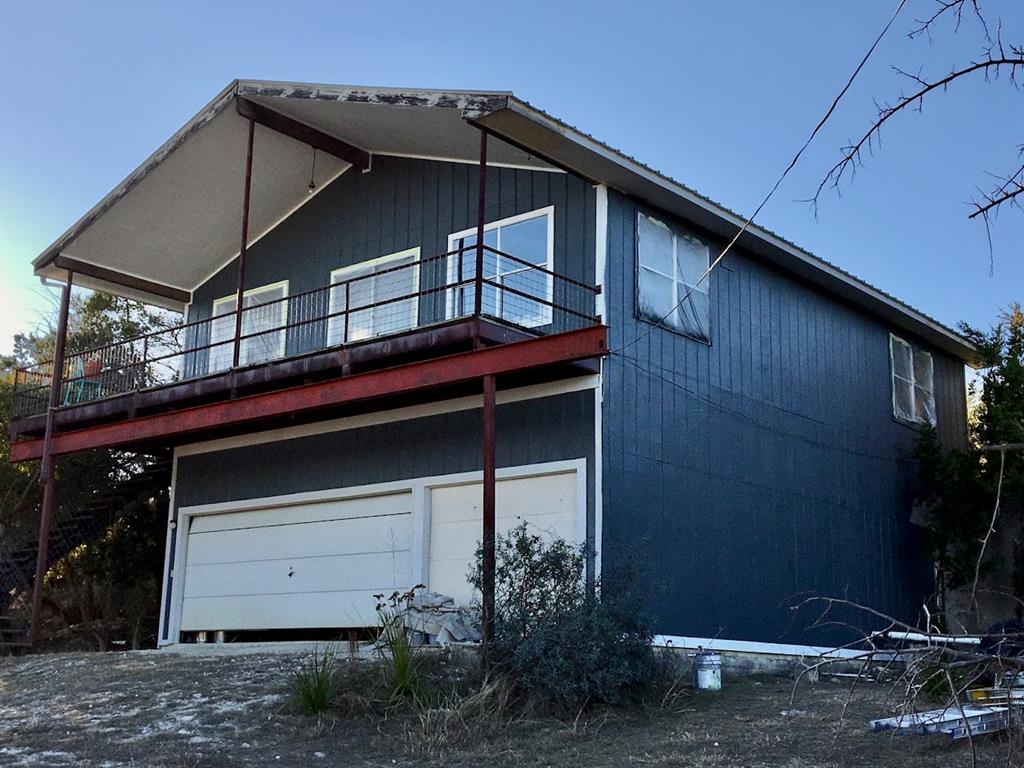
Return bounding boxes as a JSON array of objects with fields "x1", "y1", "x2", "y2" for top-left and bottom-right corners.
[{"x1": 9, "y1": 326, "x2": 606, "y2": 463}]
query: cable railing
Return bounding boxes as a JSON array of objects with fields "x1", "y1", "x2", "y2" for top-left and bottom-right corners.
[{"x1": 11, "y1": 245, "x2": 600, "y2": 418}]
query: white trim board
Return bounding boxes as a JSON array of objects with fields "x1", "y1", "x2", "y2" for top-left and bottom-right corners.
[
  {"x1": 175, "y1": 375, "x2": 599, "y2": 457},
  {"x1": 653, "y1": 634, "x2": 872, "y2": 660},
  {"x1": 157, "y1": 450, "x2": 180, "y2": 644},
  {"x1": 373, "y1": 151, "x2": 564, "y2": 173},
  {"x1": 594, "y1": 184, "x2": 608, "y2": 323},
  {"x1": 162, "y1": 458, "x2": 588, "y2": 645}
]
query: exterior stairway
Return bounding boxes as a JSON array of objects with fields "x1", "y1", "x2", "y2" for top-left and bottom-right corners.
[{"x1": 0, "y1": 453, "x2": 172, "y2": 651}]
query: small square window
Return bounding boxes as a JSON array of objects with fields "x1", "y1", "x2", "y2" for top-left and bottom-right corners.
[
  {"x1": 636, "y1": 212, "x2": 710, "y2": 342},
  {"x1": 889, "y1": 334, "x2": 936, "y2": 426}
]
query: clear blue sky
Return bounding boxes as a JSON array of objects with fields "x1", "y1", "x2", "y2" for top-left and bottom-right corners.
[{"x1": 1, "y1": 1, "x2": 1020, "y2": 354}]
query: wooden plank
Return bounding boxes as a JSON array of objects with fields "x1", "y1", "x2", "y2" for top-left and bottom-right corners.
[
  {"x1": 236, "y1": 97, "x2": 370, "y2": 170},
  {"x1": 52, "y1": 255, "x2": 191, "y2": 305}
]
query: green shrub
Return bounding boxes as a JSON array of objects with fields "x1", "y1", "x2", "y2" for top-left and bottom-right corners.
[
  {"x1": 290, "y1": 647, "x2": 338, "y2": 715},
  {"x1": 470, "y1": 524, "x2": 657, "y2": 710},
  {"x1": 375, "y1": 587, "x2": 427, "y2": 704}
]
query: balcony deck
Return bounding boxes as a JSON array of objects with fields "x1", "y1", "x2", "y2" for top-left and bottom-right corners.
[{"x1": 8, "y1": 246, "x2": 605, "y2": 459}]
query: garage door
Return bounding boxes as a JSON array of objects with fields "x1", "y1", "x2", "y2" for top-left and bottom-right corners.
[
  {"x1": 180, "y1": 491, "x2": 412, "y2": 631},
  {"x1": 428, "y1": 470, "x2": 580, "y2": 605}
]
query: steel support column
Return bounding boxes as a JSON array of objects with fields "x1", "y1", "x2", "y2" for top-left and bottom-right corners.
[
  {"x1": 481, "y1": 373, "x2": 496, "y2": 657},
  {"x1": 28, "y1": 269, "x2": 74, "y2": 646},
  {"x1": 232, "y1": 119, "x2": 256, "y2": 370},
  {"x1": 473, "y1": 129, "x2": 488, "y2": 321}
]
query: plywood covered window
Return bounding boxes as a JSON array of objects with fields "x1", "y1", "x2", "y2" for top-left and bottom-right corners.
[
  {"x1": 209, "y1": 281, "x2": 289, "y2": 372},
  {"x1": 890, "y1": 333, "x2": 936, "y2": 426},
  {"x1": 327, "y1": 248, "x2": 420, "y2": 345},
  {"x1": 637, "y1": 212, "x2": 710, "y2": 342}
]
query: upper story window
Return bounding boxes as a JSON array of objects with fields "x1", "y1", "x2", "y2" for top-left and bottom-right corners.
[
  {"x1": 637, "y1": 212, "x2": 710, "y2": 342},
  {"x1": 209, "y1": 281, "x2": 289, "y2": 372},
  {"x1": 328, "y1": 248, "x2": 420, "y2": 345},
  {"x1": 447, "y1": 206, "x2": 554, "y2": 328},
  {"x1": 890, "y1": 333, "x2": 936, "y2": 426}
]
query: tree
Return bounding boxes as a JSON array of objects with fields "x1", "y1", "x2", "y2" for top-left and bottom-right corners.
[
  {"x1": 0, "y1": 289, "x2": 178, "y2": 649},
  {"x1": 916, "y1": 303, "x2": 1024, "y2": 622},
  {"x1": 814, "y1": 0, "x2": 1024, "y2": 255}
]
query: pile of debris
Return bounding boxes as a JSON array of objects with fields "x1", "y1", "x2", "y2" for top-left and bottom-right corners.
[{"x1": 400, "y1": 591, "x2": 480, "y2": 646}]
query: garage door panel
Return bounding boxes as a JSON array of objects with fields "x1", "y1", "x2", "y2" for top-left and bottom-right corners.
[
  {"x1": 429, "y1": 475, "x2": 576, "y2": 525},
  {"x1": 187, "y1": 515, "x2": 411, "y2": 566},
  {"x1": 428, "y1": 470, "x2": 579, "y2": 605},
  {"x1": 190, "y1": 492, "x2": 410, "y2": 534},
  {"x1": 181, "y1": 491, "x2": 413, "y2": 631},
  {"x1": 181, "y1": 590, "x2": 385, "y2": 631},
  {"x1": 183, "y1": 550, "x2": 412, "y2": 598}
]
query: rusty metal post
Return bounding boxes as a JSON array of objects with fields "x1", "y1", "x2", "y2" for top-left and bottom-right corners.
[
  {"x1": 232, "y1": 118, "x2": 256, "y2": 369},
  {"x1": 28, "y1": 269, "x2": 74, "y2": 646},
  {"x1": 473, "y1": 129, "x2": 488, "y2": 320},
  {"x1": 481, "y1": 373, "x2": 496, "y2": 657}
]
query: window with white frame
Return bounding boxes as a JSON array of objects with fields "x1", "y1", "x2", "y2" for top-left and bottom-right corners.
[
  {"x1": 446, "y1": 206, "x2": 554, "y2": 328},
  {"x1": 209, "y1": 281, "x2": 288, "y2": 373},
  {"x1": 327, "y1": 248, "x2": 420, "y2": 345},
  {"x1": 889, "y1": 333, "x2": 936, "y2": 426},
  {"x1": 637, "y1": 212, "x2": 710, "y2": 342}
]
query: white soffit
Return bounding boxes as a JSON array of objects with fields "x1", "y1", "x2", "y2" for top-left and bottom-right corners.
[{"x1": 40, "y1": 109, "x2": 347, "y2": 296}]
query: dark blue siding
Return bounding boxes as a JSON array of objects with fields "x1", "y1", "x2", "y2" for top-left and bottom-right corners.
[
  {"x1": 602, "y1": 190, "x2": 966, "y2": 645},
  {"x1": 188, "y1": 156, "x2": 595, "y2": 339}
]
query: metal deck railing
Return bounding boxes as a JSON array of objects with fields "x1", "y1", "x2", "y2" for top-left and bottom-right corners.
[{"x1": 11, "y1": 245, "x2": 600, "y2": 419}]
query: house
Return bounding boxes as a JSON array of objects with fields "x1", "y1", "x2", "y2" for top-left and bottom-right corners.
[{"x1": 7, "y1": 81, "x2": 975, "y2": 655}]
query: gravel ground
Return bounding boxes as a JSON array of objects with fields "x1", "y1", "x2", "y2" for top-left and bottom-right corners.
[{"x1": 0, "y1": 649, "x2": 1020, "y2": 767}]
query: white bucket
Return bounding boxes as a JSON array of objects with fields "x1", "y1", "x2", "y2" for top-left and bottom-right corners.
[{"x1": 693, "y1": 651, "x2": 722, "y2": 691}]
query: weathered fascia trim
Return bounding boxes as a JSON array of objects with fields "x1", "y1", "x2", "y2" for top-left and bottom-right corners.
[
  {"x1": 653, "y1": 634, "x2": 872, "y2": 661},
  {"x1": 33, "y1": 81, "x2": 241, "y2": 273},
  {"x1": 234, "y1": 80, "x2": 511, "y2": 120},
  {"x1": 175, "y1": 375, "x2": 599, "y2": 458}
]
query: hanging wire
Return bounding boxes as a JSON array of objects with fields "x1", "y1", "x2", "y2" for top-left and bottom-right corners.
[
  {"x1": 308, "y1": 148, "x2": 318, "y2": 194},
  {"x1": 611, "y1": 0, "x2": 910, "y2": 356}
]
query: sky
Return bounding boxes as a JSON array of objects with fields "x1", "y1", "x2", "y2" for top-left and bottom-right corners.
[{"x1": 0, "y1": 1, "x2": 1021, "y2": 356}]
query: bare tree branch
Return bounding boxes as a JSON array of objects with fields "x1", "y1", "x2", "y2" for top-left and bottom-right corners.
[
  {"x1": 909, "y1": 0, "x2": 991, "y2": 43},
  {"x1": 812, "y1": 49, "x2": 1024, "y2": 215}
]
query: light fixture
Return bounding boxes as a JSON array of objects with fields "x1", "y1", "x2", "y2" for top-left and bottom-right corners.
[{"x1": 307, "y1": 147, "x2": 317, "y2": 194}]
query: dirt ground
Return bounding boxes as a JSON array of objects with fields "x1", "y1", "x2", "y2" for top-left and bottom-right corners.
[{"x1": 0, "y1": 649, "x2": 1020, "y2": 767}]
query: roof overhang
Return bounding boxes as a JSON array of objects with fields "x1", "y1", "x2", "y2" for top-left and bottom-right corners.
[{"x1": 31, "y1": 80, "x2": 977, "y2": 363}]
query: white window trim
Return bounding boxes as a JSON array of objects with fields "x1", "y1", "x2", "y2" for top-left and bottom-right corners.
[
  {"x1": 210, "y1": 280, "x2": 289, "y2": 369},
  {"x1": 889, "y1": 332, "x2": 936, "y2": 426},
  {"x1": 326, "y1": 247, "x2": 421, "y2": 345},
  {"x1": 637, "y1": 212, "x2": 711, "y2": 341},
  {"x1": 445, "y1": 205, "x2": 555, "y2": 327}
]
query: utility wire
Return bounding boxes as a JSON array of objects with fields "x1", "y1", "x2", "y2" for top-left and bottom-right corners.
[
  {"x1": 612, "y1": 0, "x2": 909, "y2": 356},
  {"x1": 613, "y1": 351, "x2": 915, "y2": 464}
]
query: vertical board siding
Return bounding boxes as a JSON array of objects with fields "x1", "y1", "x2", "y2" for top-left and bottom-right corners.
[
  {"x1": 603, "y1": 190, "x2": 967, "y2": 646},
  {"x1": 188, "y1": 156, "x2": 596, "y2": 339}
]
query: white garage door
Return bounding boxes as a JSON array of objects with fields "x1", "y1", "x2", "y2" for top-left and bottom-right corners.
[
  {"x1": 180, "y1": 491, "x2": 412, "y2": 631},
  {"x1": 428, "y1": 470, "x2": 580, "y2": 605}
]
